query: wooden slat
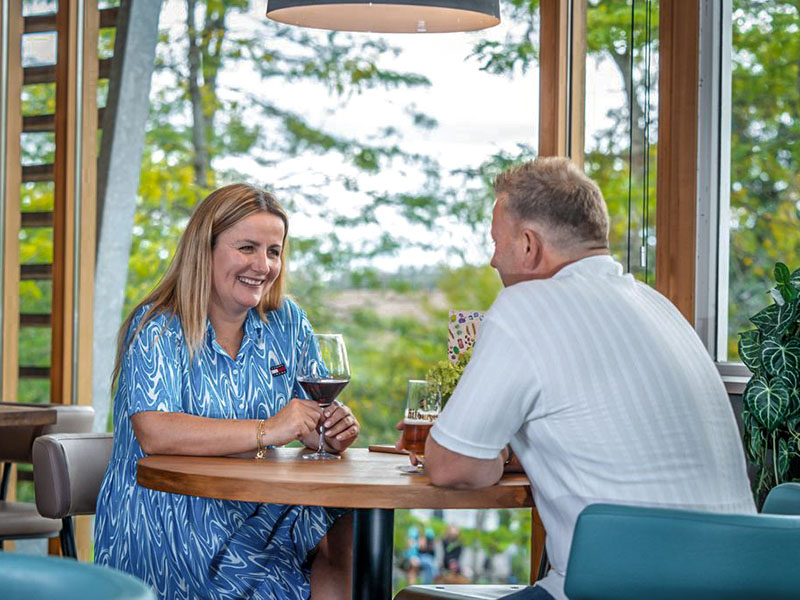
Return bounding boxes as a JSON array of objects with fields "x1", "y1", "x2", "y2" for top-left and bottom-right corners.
[
  {"x1": 655, "y1": 0, "x2": 700, "y2": 321},
  {"x1": 2, "y1": 0, "x2": 23, "y2": 405},
  {"x1": 19, "y1": 366, "x2": 50, "y2": 379},
  {"x1": 21, "y1": 163, "x2": 54, "y2": 182},
  {"x1": 23, "y1": 57, "x2": 110, "y2": 85},
  {"x1": 20, "y1": 264, "x2": 53, "y2": 280},
  {"x1": 23, "y1": 107, "x2": 105, "y2": 133},
  {"x1": 570, "y1": 0, "x2": 587, "y2": 168},
  {"x1": 539, "y1": 0, "x2": 569, "y2": 157},
  {"x1": 23, "y1": 7, "x2": 118, "y2": 33},
  {"x1": 21, "y1": 113, "x2": 54, "y2": 132},
  {"x1": 21, "y1": 211, "x2": 53, "y2": 228},
  {"x1": 539, "y1": 0, "x2": 586, "y2": 162},
  {"x1": 20, "y1": 313, "x2": 51, "y2": 327}
]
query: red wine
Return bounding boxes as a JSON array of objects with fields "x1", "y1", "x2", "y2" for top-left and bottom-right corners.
[{"x1": 297, "y1": 377, "x2": 349, "y2": 407}]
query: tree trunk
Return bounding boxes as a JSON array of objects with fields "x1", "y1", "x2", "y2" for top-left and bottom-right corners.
[{"x1": 187, "y1": 0, "x2": 210, "y2": 187}]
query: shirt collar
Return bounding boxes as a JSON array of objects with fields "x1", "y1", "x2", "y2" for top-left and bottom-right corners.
[
  {"x1": 551, "y1": 254, "x2": 623, "y2": 280},
  {"x1": 205, "y1": 308, "x2": 266, "y2": 356}
]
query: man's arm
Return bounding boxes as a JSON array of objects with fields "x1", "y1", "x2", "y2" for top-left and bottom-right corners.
[{"x1": 424, "y1": 435, "x2": 509, "y2": 489}]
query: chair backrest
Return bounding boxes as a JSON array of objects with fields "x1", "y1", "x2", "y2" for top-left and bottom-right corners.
[
  {"x1": 0, "y1": 552, "x2": 154, "y2": 600},
  {"x1": 32, "y1": 433, "x2": 113, "y2": 519},
  {"x1": 564, "y1": 503, "x2": 800, "y2": 600},
  {"x1": 762, "y1": 482, "x2": 800, "y2": 515},
  {"x1": 0, "y1": 404, "x2": 94, "y2": 463}
]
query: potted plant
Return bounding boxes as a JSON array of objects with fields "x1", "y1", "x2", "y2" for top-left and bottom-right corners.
[
  {"x1": 425, "y1": 348, "x2": 473, "y2": 406},
  {"x1": 739, "y1": 262, "x2": 800, "y2": 505}
]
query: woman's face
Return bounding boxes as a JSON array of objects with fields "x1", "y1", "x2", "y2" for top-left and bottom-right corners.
[{"x1": 209, "y1": 212, "x2": 285, "y2": 321}]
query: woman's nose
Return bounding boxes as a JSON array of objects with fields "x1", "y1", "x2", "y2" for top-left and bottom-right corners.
[{"x1": 252, "y1": 250, "x2": 269, "y2": 272}]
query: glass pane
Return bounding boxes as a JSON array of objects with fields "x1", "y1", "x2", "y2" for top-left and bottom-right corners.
[
  {"x1": 726, "y1": 2, "x2": 800, "y2": 360},
  {"x1": 119, "y1": 0, "x2": 540, "y2": 589},
  {"x1": 22, "y1": 32, "x2": 57, "y2": 68},
  {"x1": 584, "y1": 0, "x2": 659, "y2": 284},
  {"x1": 22, "y1": 1, "x2": 57, "y2": 17}
]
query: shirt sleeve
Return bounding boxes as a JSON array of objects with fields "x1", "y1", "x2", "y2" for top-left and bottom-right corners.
[
  {"x1": 121, "y1": 316, "x2": 183, "y2": 417},
  {"x1": 430, "y1": 307, "x2": 541, "y2": 459}
]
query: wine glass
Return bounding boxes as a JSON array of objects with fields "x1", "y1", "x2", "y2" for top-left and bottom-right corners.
[
  {"x1": 296, "y1": 333, "x2": 350, "y2": 461},
  {"x1": 398, "y1": 379, "x2": 441, "y2": 474}
]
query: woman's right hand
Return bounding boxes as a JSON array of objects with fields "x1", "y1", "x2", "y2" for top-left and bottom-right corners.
[{"x1": 264, "y1": 399, "x2": 323, "y2": 446}]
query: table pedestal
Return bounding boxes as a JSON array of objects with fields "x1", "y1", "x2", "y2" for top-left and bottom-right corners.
[{"x1": 353, "y1": 508, "x2": 394, "y2": 600}]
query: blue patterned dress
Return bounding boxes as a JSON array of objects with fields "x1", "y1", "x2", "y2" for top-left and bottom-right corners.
[{"x1": 94, "y1": 299, "x2": 344, "y2": 600}]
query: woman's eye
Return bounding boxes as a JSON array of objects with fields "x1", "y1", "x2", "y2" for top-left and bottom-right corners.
[
  {"x1": 268, "y1": 248, "x2": 281, "y2": 258},
  {"x1": 240, "y1": 245, "x2": 254, "y2": 252}
]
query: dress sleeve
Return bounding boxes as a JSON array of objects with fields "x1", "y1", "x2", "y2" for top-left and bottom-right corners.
[
  {"x1": 430, "y1": 308, "x2": 541, "y2": 459},
  {"x1": 120, "y1": 316, "x2": 183, "y2": 417}
]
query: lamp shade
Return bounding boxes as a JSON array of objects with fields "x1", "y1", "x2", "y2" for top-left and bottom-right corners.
[{"x1": 266, "y1": 1, "x2": 501, "y2": 33}]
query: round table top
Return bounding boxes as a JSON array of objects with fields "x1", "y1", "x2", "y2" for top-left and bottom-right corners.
[
  {"x1": 0, "y1": 404, "x2": 57, "y2": 427},
  {"x1": 137, "y1": 447, "x2": 533, "y2": 510}
]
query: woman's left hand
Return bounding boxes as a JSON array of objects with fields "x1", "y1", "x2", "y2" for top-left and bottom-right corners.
[{"x1": 322, "y1": 402, "x2": 360, "y2": 452}]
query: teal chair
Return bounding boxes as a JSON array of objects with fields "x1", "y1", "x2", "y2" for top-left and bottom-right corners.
[
  {"x1": 564, "y1": 498, "x2": 800, "y2": 600},
  {"x1": 0, "y1": 552, "x2": 155, "y2": 599},
  {"x1": 762, "y1": 482, "x2": 800, "y2": 515}
]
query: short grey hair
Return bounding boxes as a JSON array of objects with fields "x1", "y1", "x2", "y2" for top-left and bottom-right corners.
[{"x1": 493, "y1": 157, "x2": 609, "y2": 249}]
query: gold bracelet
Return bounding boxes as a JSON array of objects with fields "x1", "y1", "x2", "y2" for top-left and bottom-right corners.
[{"x1": 255, "y1": 419, "x2": 267, "y2": 459}]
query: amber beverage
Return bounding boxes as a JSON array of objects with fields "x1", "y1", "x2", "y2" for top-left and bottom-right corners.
[{"x1": 402, "y1": 419, "x2": 434, "y2": 456}]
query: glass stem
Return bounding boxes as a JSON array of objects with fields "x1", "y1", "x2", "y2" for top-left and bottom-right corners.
[{"x1": 317, "y1": 424, "x2": 326, "y2": 454}]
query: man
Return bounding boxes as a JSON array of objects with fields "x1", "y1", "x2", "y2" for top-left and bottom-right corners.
[{"x1": 417, "y1": 157, "x2": 755, "y2": 600}]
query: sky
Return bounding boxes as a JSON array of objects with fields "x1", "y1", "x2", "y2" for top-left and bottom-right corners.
[{"x1": 21, "y1": 0, "x2": 627, "y2": 273}]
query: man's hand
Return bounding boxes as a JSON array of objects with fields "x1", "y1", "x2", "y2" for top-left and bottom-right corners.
[
  {"x1": 264, "y1": 399, "x2": 322, "y2": 446},
  {"x1": 320, "y1": 402, "x2": 360, "y2": 452}
]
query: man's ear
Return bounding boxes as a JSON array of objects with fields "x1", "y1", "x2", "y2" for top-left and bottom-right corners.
[{"x1": 521, "y1": 227, "x2": 542, "y2": 272}]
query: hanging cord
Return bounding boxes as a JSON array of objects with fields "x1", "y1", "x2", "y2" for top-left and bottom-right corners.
[
  {"x1": 641, "y1": 0, "x2": 653, "y2": 283},
  {"x1": 626, "y1": 0, "x2": 636, "y2": 274}
]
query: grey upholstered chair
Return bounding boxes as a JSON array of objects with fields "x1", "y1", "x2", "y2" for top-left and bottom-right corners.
[
  {"x1": 32, "y1": 432, "x2": 113, "y2": 558},
  {"x1": 0, "y1": 404, "x2": 94, "y2": 552}
]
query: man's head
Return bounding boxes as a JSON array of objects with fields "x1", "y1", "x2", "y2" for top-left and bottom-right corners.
[{"x1": 490, "y1": 157, "x2": 609, "y2": 286}]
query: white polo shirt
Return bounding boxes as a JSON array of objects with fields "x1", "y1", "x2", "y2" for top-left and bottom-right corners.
[{"x1": 431, "y1": 255, "x2": 755, "y2": 600}]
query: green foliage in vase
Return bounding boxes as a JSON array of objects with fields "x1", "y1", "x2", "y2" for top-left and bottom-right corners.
[
  {"x1": 740, "y1": 262, "x2": 800, "y2": 505},
  {"x1": 425, "y1": 348, "x2": 473, "y2": 407}
]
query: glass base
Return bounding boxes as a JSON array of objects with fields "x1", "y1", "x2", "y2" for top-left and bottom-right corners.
[
  {"x1": 396, "y1": 464, "x2": 424, "y2": 474},
  {"x1": 303, "y1": 450, "x2": 342, "y2": 460}
]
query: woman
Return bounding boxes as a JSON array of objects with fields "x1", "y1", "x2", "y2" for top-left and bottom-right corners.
[{"x1": 95, "y1": 184, "x2": 360, "y2": 600}]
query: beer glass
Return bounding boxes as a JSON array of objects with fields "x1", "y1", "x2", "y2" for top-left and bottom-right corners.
[{"x1": 398, "y1": 379, "x2": 441, "y2": 473}]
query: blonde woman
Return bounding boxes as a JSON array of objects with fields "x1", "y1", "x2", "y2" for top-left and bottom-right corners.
[{"x1": 95, "y1": 184, "x2": 359, "y2": 600}]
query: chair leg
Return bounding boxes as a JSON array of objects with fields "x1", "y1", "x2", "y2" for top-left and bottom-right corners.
[
  {"x1": 0, "y1": 462, "x2": 11, "y2": 500},
  {"x1": 60, "y1": 516, "x2": 78, "y2": 559}
]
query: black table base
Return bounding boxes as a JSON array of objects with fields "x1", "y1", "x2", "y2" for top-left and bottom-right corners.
[{"x1": 352, "y1": 508, "x2": 395, "y2": 600}]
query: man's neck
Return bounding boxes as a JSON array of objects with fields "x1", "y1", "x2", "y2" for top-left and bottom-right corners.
[{"x1": 542, "y1": 247, "x2": 610, "y2": 279}]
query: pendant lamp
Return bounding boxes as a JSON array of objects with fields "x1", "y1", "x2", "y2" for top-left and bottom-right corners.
[{"x1": 266, "y1": 1, "x2": 501, "y2": 34}]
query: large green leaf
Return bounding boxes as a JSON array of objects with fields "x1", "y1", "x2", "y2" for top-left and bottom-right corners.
[
  {"x1": 750, "y1": 300, "x2": 800, "y2": 336},
  {"x1": 761, "y1": 337, "x2": 800, "y2": 377},
  {"x1": 750, "y1": 304, "x2": 779, "y2": 334},
  {"x1": 775, "y1": 262, "x2": 791, "y2": 285},
  {"x1": 778, "y1": 437, "x2": 791, "y2": 481},
  {"x1": 742, "y1": 411, "x2": 765, "y2": 463},
  {"x1": 744, "y1": 375, "x2": 790, "y2": 432},
  {"x1": 738, "y1": 330, "x2": 762, "y2": 372}
]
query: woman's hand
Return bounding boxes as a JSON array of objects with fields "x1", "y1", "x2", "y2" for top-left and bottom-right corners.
[
  {"x1": 264, "y1": 399, "x2": 323, "y2": 447},
  {"x1": 320, "y1": 402, "x2": 360, "y2": 452}
]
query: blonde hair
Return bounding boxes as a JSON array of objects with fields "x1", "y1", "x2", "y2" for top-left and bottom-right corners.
[
  {"x1": 112, "y1": 184, "x2": 289, "y2": 384},
  {"x1": 493, "y1": 157, "x2": 609, "y2": 249}
]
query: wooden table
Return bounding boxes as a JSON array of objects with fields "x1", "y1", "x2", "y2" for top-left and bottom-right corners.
[
  {"x1": 0, "y1": 403, "x2": 57, "y2": 427},
  {"x1": 138, "y1": 447, "x2": 533, "y2": 600}
]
